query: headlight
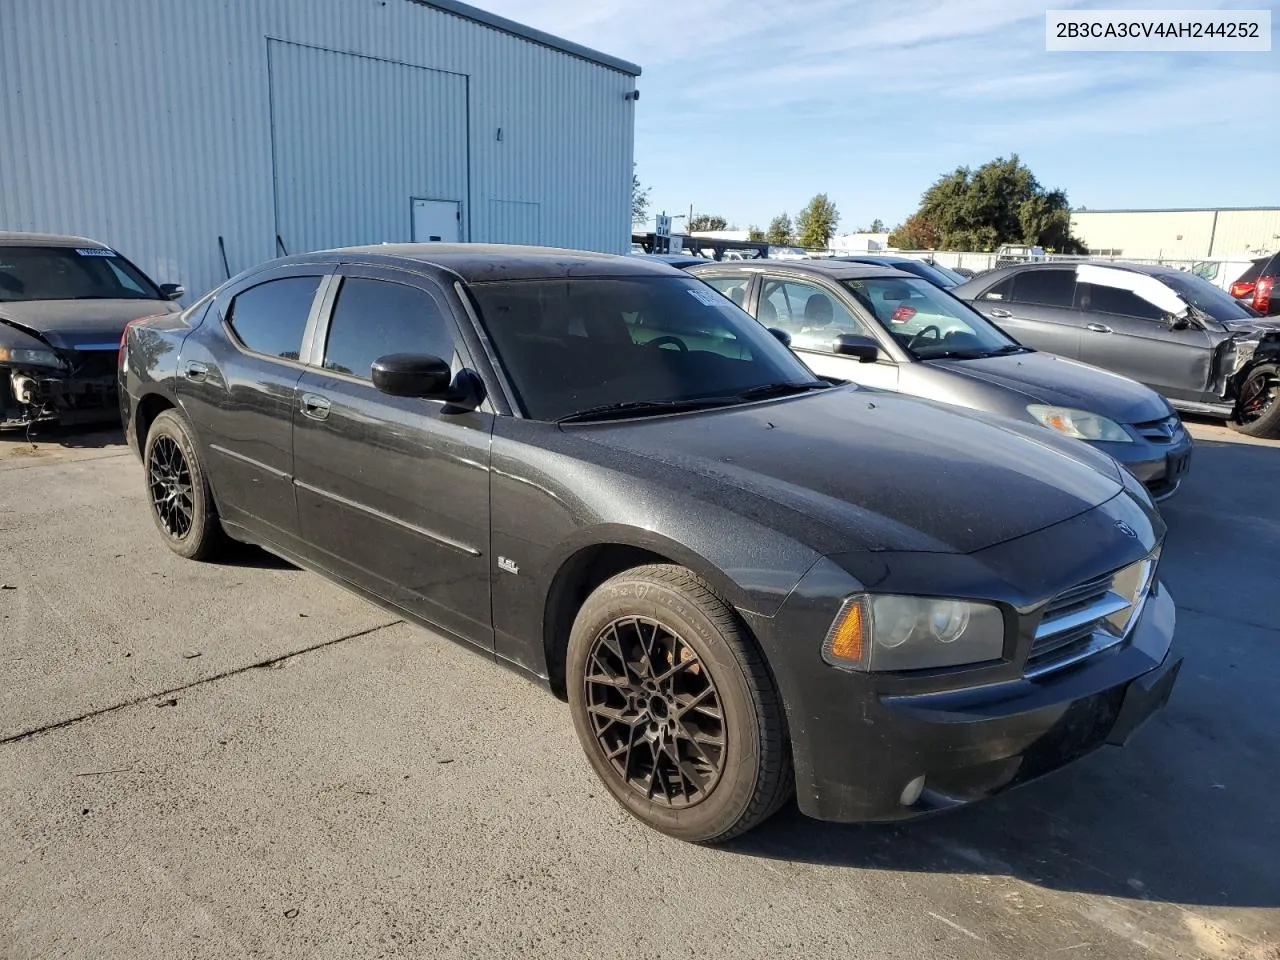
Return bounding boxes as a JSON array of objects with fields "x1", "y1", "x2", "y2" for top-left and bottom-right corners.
[
  {"x1": 1027, "y1": 404, "x2": 1132, "y2": 443},
  {"x1": 822, "y1": 594, "x2": 1006, "y2": 672},
  {"x1": 0, "y1": 346, "x2": 63, "y2": 368}
]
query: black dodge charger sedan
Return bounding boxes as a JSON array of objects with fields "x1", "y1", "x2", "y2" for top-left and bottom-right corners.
[{"x1": 120, "y1": 245, "x2": 1180, "y2": 842}]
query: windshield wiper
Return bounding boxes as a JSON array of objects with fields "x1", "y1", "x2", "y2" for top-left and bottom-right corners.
[
  {"x1": 557, "y1": 397, "x2": 743, "y2": 424},
  {"x1": 731, "y1": 380, "x2": 832, "y2": 401},
  {"x1": 987, "y1": 344, "x2": 1027, "y2": 356}
]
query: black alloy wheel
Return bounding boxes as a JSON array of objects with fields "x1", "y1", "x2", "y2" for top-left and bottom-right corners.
[
  {"x1": 567, "y1": 564, "x2": 793, "y2": 842},
  {"x1": 148, "y1": 434, "x2": 194, "y2": 539},
  {"x1": 583, "y1": 615, "x2": 726, "y2": 807},
  {"x1": 1233, "y1": 364, "x2": 1280, "y2": 439}
]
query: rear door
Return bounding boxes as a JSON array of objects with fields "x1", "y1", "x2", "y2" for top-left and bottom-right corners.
[
  {"x1": 969, "y1": 267, "x2": 1083, "y2": 358},
  {"x1": 1076, "y1": 282, "x2": 1212, "y2": 401},
  {"x1": 291, "y1": 264, "x2": 494, "y2": 647},
  {"x1": 178, "y1": 266, "x2": 330, "y2": 551}
]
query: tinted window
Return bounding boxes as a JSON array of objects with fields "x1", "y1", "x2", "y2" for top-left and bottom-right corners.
[
  {"x1": 979, "y1": 276, "x2": 1015, "y2": 301},
  {"x1": 0, "y1": 246, "x2": 161, "y2": 302},
  {"x1": 760, "y1": 279, "x2": 875, "y2": 352},
  {"x1": 700, "y1": 275, "x2": 750, "y2": 308},
  {"x1": 226, "y1": 276, "x2": 320, "y2": 360},
  {"x1": 1234, "y1": 257, "x2": 1271, "y2": 285},
  {"x1": 1155, "y1": 271, "x2": 1254, "y2": 321},
  {"x1": 1082, "y1": 283, "x2": 1164, "y2": 321},
  {"x1": 324, "y1": 278, "x2": 455, "y2": 379},
  {"x1": 842, "y1": 277, "x2": 1019, "y2": 359},
  {"x1": 469, "y1": 276, "x2": 821, "y2": 421},
  {"x1": 1010, "y1": 269, "x2": 1076, "y2": 308}
]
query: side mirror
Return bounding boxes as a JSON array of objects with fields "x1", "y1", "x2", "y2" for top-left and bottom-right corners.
[
  {"x1": 767, "y1": 327, "x2": 792, "y2": 347},
  {"x1": 371, "y1": 353, "x2": 485, "y2": 411},
  {"x1": 832, "y1": 334, "x2": 881, "y2": 363},
  {"x1": 1167, "y1": 313, "x2": 1190, "y2": 330},
  {"x1": 159, "y1": 283, "x2": 184, "y2": 301}
]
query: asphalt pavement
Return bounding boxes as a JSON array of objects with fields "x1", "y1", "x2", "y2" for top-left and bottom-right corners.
[{"x1": 1, "y1": 418, "x2": 1277, "y2": 960}]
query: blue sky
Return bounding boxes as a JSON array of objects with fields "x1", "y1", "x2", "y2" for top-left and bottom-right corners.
[{"x1": 478, "y1": 0, "x2": 1278, "y2": 233}]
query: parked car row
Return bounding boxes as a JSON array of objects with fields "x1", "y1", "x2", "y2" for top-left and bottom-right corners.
[
  {"x1": 121, "y1": 243, "x2": 1181, "y2": 843},
  {"x1": 954, "y1": 262, "x2": 1280, "y2": 438}
]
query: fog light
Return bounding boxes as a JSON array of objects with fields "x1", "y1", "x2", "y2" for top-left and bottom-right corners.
[{"x1": 900, "y1": 775, "x2": 925, "y2": 806}]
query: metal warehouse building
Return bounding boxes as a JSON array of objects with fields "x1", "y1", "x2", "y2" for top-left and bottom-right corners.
[
  {"x1": 1070, "y1": 207, "x2": 1280, "y2": 260},
  {"x1": 0, "y1": 0, "x2": 640, "y2": 300}
]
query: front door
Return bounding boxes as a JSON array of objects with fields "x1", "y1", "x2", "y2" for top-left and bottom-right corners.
[
  {"x1": 1076, "y1": 282, "x2": 1213, "y2": 401},
  {"x1": 177, "y1": 267, "x2": 330, "y2": 549},
  {"x1": 412, "y1": 199, "x2": 461, "y2": 243},
  {"x1": 291, "y1": 265, "x2": 493, "y2": 646},
  {"x1": 757, "y1": 276, "x2": 901, "y2": 390}
]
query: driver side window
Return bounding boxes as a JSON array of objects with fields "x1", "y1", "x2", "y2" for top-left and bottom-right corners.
[{"x1": 759, "y1": 279, "x2": 872, "y2": 353}]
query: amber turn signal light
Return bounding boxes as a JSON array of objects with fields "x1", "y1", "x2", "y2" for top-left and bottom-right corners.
[{"x1": 823, "y1": 598, "x2": 866, "y2": 665}]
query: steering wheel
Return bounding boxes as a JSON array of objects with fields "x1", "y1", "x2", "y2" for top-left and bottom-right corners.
[
  {"x1": 907, "y1": 325, "x2": 942, "y2": 350},
  {"x1": 648, "y1": 335, "x2": 688, "y2": 352}
]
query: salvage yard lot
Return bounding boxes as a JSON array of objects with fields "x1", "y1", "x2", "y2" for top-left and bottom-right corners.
[{"x1": 1, "y1": 421, "x2": 1277, "y2": 960}]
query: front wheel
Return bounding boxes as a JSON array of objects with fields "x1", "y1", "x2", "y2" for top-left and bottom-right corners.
[
  {"x1": 1232, "y1": 364, "x2": 1280, "y2": 439},
  {"x1": 567, "y1": 564, "x2": 792, "y2": 843},
  {"x1": 143, "y1": 409, "x2": 226, "y2": 560}
]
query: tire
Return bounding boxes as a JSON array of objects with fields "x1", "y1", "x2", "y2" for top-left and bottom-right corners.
[
  {"x1": 143, "y1": 409, "x2": 226, "y2": 560},
  {"x1": 567, "y1": 564, "x2": 792, "y2": 843},
  {"x1": 1232, "y1": 363, "x2": 1280, "y2": 439}
]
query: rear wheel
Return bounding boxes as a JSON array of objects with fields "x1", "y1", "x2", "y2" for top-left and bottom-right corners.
[
  {"x1": 1232, "y1": 364, "x2": 1280, "y2": 439},
  {"x1": 143, "y1": 409, "x2": 226, "y2": 560},
  {"x1": 567, "y1": 564, "x2": 792, "y2": 843}
]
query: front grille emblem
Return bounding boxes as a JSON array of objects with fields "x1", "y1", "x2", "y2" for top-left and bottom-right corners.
[{"x1": 1114, "y1": 520, "x2": 1137, "y2": 538}]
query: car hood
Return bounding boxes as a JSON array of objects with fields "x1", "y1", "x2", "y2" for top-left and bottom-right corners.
[
  {"x1": 572, "y1": 387, "x2": 1124, "y2": 555},
  {"x1": 0, "y1": 299, "x2": 178, "y2": 350},
  {"x1": 1219, "y1": 316, "x2": 1280, "y2": 337},
  {"x1": 925, "y1": 350, "x2": 1170, "y2": 424}
]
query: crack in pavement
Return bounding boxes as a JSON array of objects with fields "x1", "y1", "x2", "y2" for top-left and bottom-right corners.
[{"x1": 0, "y1": 618, "x2": 403, "y2": 746}]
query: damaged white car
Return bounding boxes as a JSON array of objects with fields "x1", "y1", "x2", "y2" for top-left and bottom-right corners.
[
  {"x1": 0, "y1": 232, "x2": 183, "y2": 428},
  {"x1": 957, "y1": 261, "x2": 1280, "y2": 438}
]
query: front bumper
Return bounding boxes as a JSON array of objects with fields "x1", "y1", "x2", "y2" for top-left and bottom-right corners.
[
  {"x1": 1091, "y1": 430, "x2": 1194, "y2": 502},
  {"x1": 785, "y1": 585, "x2": 1179, "y2": 823},
  {"x1": 1, "y1": 363, "x2": 119, "y2": 427}
]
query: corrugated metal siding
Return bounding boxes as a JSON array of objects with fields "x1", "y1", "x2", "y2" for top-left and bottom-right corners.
[
  {"x1": 267, "y1": 40, "x2": 468, "y2": 254},
  {"x1": 488, "y1": 200, "x2": 542, "y2": 245},
  {"x1": 0, "y1": 0, "x2": 635, "y2": 301},
  {"x1": 1071, "y1": 209, "x2": 1280, "y2": 259}
]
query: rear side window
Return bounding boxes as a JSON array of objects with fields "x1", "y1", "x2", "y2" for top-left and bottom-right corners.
[
  {"x1": 1011, "y1": 269, "x2": 1076, "y2": 308},
  {"x1": 226, "y1": 276, "x2": 321, "y2": 360},
  {"x1": 323, "y1": 278, "x2": 455, "y2": 379}
]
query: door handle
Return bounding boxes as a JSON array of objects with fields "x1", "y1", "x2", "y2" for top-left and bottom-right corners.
[
  {"x1": 300, "y1": 393, "x2": 331, "y2": 421},
  {"x1": 1087, "y1": 323, "x2": 1113, "y2": 334},
  {"x1": 182, "y1": 361, "x2": 209, "y2": 382},
  {"x1": 988, "y1": 308, "x2": 1012, "y2": 318}
]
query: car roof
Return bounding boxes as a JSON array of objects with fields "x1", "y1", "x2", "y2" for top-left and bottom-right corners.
[
  {"x1": 0, "y1": 231, "x2": 111, "y2": 248},
  {"x1": 687, "y1": 258, "x2": 919, "y2": 281},
  {"x1": 982, "y1": 260, "x2": 1200, "y2": 282},
  {"x1": 307, "y1": 242, "x2": 683, "y2": 282}
]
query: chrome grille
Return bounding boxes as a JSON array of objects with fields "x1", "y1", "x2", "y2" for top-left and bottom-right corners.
[
  {"x1": 1133, "y1": 415, "x2": 1182, "y2": 444},
  {"x1": 1027, "y1": 553, "x2": 1158, "y2": 679}
]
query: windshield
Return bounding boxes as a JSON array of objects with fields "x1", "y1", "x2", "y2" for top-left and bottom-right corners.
[
  {"x1": 890, "y1": 259, "x2": 962, "y2": 288},
  {"x1": 470, "y1": 276, "x2": 827, "y2": 422},
  {"x1": 0, "y1": 246, "x2": 162, "y2": 302},
  {"x1": 842, "y1": 276, "x2": 1021, "y2": 359},
  {"x1": 931, "y1": 263, "x2": 968, "y2": 286},
  {"x1": 1155, "y1": 270, "x2": 1258, "y2": 322}
]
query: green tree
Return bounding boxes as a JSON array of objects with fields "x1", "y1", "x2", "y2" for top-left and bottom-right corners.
[
  {"x1": 765, "y1": 213, "x2": 793, "y2": 245},
  {"x1": 905, "y1": 155, "x2": 1085, "y2": 252},
  {"x1": 856, "y1": 218, "x2": 887, "y2": 233},
  {"x1": 688, "y1": 213, "x2": 729, "y2": 232},
  {"x1": 795, "y1": 193, "x2": 840, "y2": 248},
  {"x1": 631, "y1": 165, "x2": 651, "y2": 225},
  {"x1": 746, "y1": 225, "x2": 765, "y2": 242}
]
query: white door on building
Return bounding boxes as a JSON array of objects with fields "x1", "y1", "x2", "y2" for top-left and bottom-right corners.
[{"x1": 412, "y1": 199, "x2": 461, "y2": 242}]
